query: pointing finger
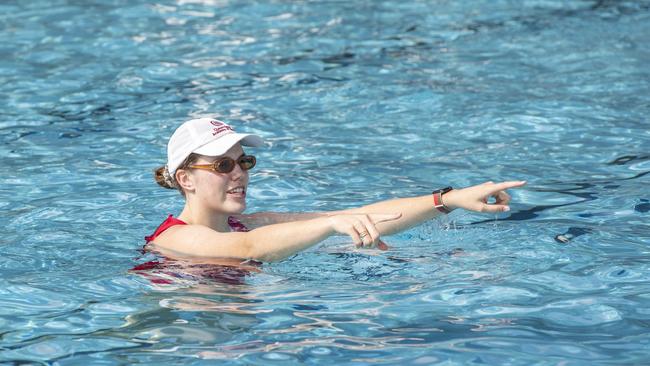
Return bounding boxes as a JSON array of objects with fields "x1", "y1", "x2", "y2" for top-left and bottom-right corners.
[{"x1": 493, "y1": 181, "x2": 527, "y2": 191}]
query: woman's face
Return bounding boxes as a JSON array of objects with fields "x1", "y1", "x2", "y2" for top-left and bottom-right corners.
[{"x1": 189, "y1": 143, "x2": 250, "y2": 215}]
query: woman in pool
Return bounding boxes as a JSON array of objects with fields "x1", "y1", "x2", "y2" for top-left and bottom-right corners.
[{"x1": 147, "y1": 117, "x2": 526, "y2": 263}]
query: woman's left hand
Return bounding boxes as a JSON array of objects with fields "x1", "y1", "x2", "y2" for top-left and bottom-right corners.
[{"x1": 442, "y1": 181, "x2": 527, "y2": 213}]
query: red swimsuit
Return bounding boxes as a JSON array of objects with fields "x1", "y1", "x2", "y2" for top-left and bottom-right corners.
[
  {"x1": 135, "y1": 215, "x2": 253, "y2": 285},
  {"x1": 144, "y1": 214, "x2": 250, "y2": 242}
]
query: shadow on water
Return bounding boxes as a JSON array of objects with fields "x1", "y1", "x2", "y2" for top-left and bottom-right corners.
[
  {"x1": 554, "y1": 227, "x2": 594, "y2": 243},
  {"x1": 635, "y1": 199, "x2": 650, "y2": 213},
  {"x1": 471, "y1": 167, "x2": 649, "y2": 225},
  {"x1": 607, "y1": 154, "x2": 650, "y2": 166},
  {"x1": 455, "y1": 0, "x2": 650, "y2": 35}
]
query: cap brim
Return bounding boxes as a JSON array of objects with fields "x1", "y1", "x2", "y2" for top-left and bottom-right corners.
[{"x1": 193, "y1": 133, "x2": 263, "y2": 157}]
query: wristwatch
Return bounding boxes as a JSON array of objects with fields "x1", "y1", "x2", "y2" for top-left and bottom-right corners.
[{"x1": 432, "y1": 186, "x2": 454, "y2": 214}]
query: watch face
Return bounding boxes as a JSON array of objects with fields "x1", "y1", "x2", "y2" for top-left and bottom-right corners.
[{"x1": 433, "y1": 186, "x2": 453, "y2": 194}]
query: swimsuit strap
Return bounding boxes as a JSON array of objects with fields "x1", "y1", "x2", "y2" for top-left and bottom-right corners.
[
  {"x1": 145, "y1": 215, "x2": 249, "y2": 242},
  {"x1": 145, "y1": 215, "x2": 187, "y2": 242},
  {"x1": 228, "y1": 216, "x2": 250, "y2": 232}
]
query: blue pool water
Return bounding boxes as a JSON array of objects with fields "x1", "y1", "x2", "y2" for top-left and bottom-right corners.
[{"x1": 2, "y1": 0, "x2": 650, "y2": 364}]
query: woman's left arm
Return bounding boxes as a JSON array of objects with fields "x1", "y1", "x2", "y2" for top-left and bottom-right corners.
[
  {"x1": 237, "y1": 181, "x2": 526, "y2": 234},
  {"x1": 338, "y1": 181, "x2": 526, "y2": 235}
]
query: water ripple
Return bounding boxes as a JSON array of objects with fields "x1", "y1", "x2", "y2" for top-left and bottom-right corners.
[{"x1": 1, "y1": 0, "x2": 650, "y2": 364}]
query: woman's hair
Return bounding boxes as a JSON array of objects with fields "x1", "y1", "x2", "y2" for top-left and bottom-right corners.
[{"x1": 154, "y1": 153, "x2": 200, "y2": 196}]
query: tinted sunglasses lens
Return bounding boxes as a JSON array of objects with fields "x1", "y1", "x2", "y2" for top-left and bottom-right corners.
[
  {"x1": 239, "y1": 155, "x2": 256, "y2": 170},
  {"x1": 215, "y1": 158, "x2": 236, "y2": 173}
]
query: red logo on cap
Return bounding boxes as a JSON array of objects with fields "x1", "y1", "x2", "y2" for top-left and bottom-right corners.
[{"x1": 209, "y1": 120, "x2": 233, "y2": 136}]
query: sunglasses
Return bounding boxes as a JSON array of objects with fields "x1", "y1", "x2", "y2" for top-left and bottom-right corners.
[{"x1": 189, "y1": 155, "x2": 256, "y2": 174}]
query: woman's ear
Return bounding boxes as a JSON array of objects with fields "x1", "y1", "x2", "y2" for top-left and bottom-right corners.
[{"x1": 175, "y1": 169, "x2": 195, "y2": 193}]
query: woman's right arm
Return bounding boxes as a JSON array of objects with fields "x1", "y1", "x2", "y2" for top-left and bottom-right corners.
[{"x1": 152, "y1": 213, "x2": 401, "y2": 262}]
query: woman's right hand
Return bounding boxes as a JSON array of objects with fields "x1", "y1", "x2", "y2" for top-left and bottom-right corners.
[
  {"x1": 443, "y1": 181, "x2": 527, "y2": 213},
  {"x1": 327, "y1": 213, "x2": 402, "y2": 249}
]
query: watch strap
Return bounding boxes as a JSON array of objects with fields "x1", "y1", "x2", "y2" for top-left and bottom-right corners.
[{"x1": 432, "y1": 186, "x2": 453, "y2": 214}]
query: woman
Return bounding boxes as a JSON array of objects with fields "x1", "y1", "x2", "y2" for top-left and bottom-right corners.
[{"x1": 147, "y1": 117, "x2": 526, "y2": 263}]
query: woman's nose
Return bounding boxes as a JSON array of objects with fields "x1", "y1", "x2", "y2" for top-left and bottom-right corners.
[{"x1": 230, "y1": 163, "x2": 246, "y2": 180}]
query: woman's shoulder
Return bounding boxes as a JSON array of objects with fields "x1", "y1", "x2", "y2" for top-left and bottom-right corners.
[
  {"x1": 145, "y1": 215, "x2": 188, "y2": 243},
  {"x1": 147, "y1": 215, "x2": 247, "y2": 242},
  {"x1": 146, "y1": 221, "x2": 251, "y2": 260},
  {"x1": 146, "y1": 215, "x2": 248, "y2": 249}
]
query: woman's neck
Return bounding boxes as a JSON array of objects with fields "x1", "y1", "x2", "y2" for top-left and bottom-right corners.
[{"x1": 178, "y1": 204, "x2": 231, "y2": 232}]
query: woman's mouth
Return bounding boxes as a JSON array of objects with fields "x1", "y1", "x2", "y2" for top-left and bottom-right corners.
[{"x1": 227, "y1": 186, "x2": 246, "y2": 197}]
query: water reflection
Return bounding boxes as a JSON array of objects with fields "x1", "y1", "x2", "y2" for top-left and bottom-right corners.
[{"x1": 123, "y1": 259, "x2": 266, "y2": 356}]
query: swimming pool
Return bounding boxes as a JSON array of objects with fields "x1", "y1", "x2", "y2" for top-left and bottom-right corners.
[{"x1": 2, "y1": 0, "x2": 649, "y2": 364}]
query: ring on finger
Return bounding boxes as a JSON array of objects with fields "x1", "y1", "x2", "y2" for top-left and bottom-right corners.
[{"x1": 359, "y1": 231, "x2": 369, "y2": 239}]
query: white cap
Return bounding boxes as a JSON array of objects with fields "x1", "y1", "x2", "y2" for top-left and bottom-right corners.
[{"x1": 166, "y1": 118, "x2": 263, "y2": 175}]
